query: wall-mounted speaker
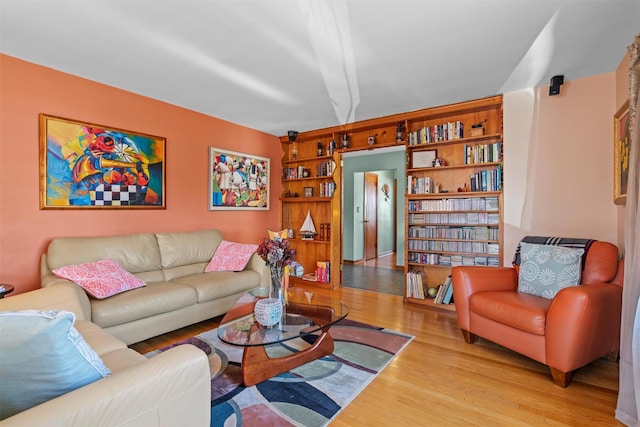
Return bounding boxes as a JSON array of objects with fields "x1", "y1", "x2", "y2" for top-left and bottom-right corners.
[{"x1": 549, "y1": 75, "x2": 564, "y2": 96}]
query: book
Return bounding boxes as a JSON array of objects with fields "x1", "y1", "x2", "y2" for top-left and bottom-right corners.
[
  {"x1": 441, "y1": 276, "x2": 454, "y2": 304},
  {"x1": 435, "y1": 276, "x2": 452, "y2": 304},
  {"x1": 434, "y1": 283, "x2": 446, "y2": 304}
]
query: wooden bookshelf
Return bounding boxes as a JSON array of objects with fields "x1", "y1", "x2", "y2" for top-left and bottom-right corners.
[{"x1": 403, "y1": 95, "x2": 504, "y2": 308}]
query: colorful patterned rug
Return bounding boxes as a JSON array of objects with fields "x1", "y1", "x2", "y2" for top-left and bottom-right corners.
[{"x1": 147, "y1": 319, "x2": 413, "y2": 427}]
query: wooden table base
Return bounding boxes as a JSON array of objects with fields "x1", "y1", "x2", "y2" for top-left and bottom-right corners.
[{"x1": 241, "y1": 329, "x2": 335, "y2": 387}]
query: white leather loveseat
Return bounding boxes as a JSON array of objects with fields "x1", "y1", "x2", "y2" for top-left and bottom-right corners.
[
  {"x1": 0, "y1": 284, "x2": 212, "y2": 426},
  {"x1": 40, "y1": 228, "x2": 269, "y2": 344}
]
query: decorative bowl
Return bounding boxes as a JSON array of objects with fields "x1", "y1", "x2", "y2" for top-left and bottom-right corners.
[{"x1": 254, "y1": 298, "x2": 283, "y2": 327}]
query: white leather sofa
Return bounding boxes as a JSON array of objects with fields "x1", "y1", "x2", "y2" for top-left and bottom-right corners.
[
  {"x1": 0, "y1": 284, "x2": 212, "y2": 426},
  {"x1": 40, "y1": 228, "x2": 269, "y2": 344}
]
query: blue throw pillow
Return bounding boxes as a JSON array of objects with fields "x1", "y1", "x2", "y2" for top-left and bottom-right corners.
[
  {"x1": 517, "y1": 242, "x2": 584, "y2": 299},
  {"x1": 0, "y1": 310, "x2": 110, "y2": 420}
]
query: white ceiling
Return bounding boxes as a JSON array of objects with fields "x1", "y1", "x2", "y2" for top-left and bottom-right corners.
[{"x1": 1, "y1": 1, "x2": 638, "y2": 137}]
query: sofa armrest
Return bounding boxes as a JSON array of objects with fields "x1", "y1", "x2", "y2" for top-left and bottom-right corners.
[
  {"x1": 452, "y1": 266, "x2": 518, "y2": 331},
  {"x1": 546, "y1": 283, "x2": 623, "y2": 372},
  {"x1": 0, "y1": 344, "x2": 211, "y2": 427},
  {"x1": 245, "y1": 252, "x2": 270, "y2": 289},
  {"x1": 0, "y1": 282, "x2": 91, "y2": 321}
]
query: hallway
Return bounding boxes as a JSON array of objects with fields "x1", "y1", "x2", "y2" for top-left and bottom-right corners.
[{"x1": 342, "y1": 253, "x2": 404, "y2": 296}]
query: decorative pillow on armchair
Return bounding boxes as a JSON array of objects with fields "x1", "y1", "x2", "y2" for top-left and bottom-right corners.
[
  {"x1": 205, "y1": 240, "x2": 258, "y2": 272},
  {"x1": 517, "y1": 242, "x2": 584, "y2": 299},
  {"x1": 0, "y1": 310, "x2": 110, "y2": 420},
  {"x1": 52, "y1": 258, "x2": 146, "y2": 299}
]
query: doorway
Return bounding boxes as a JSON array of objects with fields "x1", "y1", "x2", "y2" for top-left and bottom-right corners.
[
  {"x1": 364, "y1": 172, "x2": 378, "y2": 261},
  {"x1": 340, "y1": 146, "x2": 406, "y2": 295}
]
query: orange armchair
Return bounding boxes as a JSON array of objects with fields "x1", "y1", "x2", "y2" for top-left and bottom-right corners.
[{"x1": 452, "y1": 239, "x2": 623, "y2": 387}]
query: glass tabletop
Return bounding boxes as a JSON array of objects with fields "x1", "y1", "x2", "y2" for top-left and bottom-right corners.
[{"x1": 217, "y1": 288, "x2": 348, "y2": 347}]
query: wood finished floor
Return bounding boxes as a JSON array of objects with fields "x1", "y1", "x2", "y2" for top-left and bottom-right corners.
[{"x1": 130, "y1": 282, "x2": 621, "y2": 426}]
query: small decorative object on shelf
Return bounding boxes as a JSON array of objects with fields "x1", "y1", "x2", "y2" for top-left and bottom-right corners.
[
  {"x1": 433, "y1": 157, "x2": 446, "y2": 167},
  {"x1": 396, "y1": 123, "x2": 404, "y2": 142},
  {"x1": 368, "y1": 132, "x2": 376, "y2": 146},
  {"x1": 254, "y1": 298, "x2": 283, "y2": 327},
  {"x1": 300, "y1": 210, "x2": 317, "y2": 240},
  {"x1": 317, "y1": 141, "x2": 323, "y2": 156},
  {"x1": 304, "y1": 187, "x2": 314, "y2": 197},
  {"x1": 288, "y1": 130, "x2": 299, "y2": 159},
  {"x1": 327, "y1": 139, "x2": 336, "y2": 156},
  {"x1": 341, "y1": 133, "x2": 350, "y2": 149},
  {"x1": 470, "y1": 119, "x2": 487, "y2": 137}
]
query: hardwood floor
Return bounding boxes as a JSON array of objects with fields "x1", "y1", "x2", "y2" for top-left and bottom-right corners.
[{"x1": 130, "y1": 283, "x2": 622, "y2": 426}]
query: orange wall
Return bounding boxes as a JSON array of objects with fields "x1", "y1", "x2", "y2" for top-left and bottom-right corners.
[{"x1": 0, "y1": 54, "x2": 283, "y2": 294}]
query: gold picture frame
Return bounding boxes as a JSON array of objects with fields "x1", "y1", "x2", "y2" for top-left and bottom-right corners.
[
  {"x1": 613, "y1": 100, "x2": 630, "y2": 205},
  {"x1": 39, "y1": 114, "x2": 166, "y2": 209}
]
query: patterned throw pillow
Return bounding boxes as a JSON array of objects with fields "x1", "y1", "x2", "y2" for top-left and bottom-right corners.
[
  {"x1": 52, "y1": 258, "x2": 146, "y2": 299},
  {"x1": 517, "y1": 242, "x2": 584, "y2": 299},
  {"x1": 268, "y1": 229, "x2": 288, "y2": 241},
  {"x1": 205, "y1": 240, "x2": 258, "y2": 272},
  {"x1": 0, "y1": 310, "x2": 110, "y2": 420}
]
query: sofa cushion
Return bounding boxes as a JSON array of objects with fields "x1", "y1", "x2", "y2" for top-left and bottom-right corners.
[
  {"x1": 47, "y1": 233, "x2": 162, "y2": 274},
  {"x1": 156, "y1": 229, "x2": 223, "y2": 269},
  {"x1": 205, "y1": 240, "x2": 258, "y2": 272},
  {"x1": 0, "y1": 310, "x2": 110, "y2": 420},
  {"x1": 517, "y1": 242, "x2": 584, "y2": 299},
  {"x1": 469, "y1": 291, "x2": 551, "y2": 335},
  {"x1": 171, "y1": 271, "x2": 260, "y2": 302},
  {"x1": 52, "y1": 258, "x2": 147, "y2": 299},
  {"x1": 90, "y1": 282, "x2": 198, "y2": 328}
]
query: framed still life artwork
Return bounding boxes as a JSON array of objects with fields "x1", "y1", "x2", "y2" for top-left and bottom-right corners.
[
  {"x1": 39, "y1": 114, "x2": 166, "y2": 209},
  {"x1": 613, "y1": 100, "x2": 630, "y2": 205},
  {"x1": 209, "y1": 147, "x2": 270, "y2": 210}
]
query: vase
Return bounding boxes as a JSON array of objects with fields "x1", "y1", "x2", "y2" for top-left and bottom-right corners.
[
  {"x1": 254, "y1": 298, "x2": 283, "y2": 327},
  {"x1": 269, "y1": 266, "x2": 286, "y2": 309}
]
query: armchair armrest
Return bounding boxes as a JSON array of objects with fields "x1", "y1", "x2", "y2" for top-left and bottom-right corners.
[
  {"x1": 546, "y1": 283, "x2": 623, "y2": 372},
  {"x1": 0, "y1": 345, "x2": 211, "y2": 427},
  {"x1": 452, "y1": 266, "x2": 518, "y2": 331},
  {"x1": 0, "y1": 282, "x2": 91, "y2": 321}
]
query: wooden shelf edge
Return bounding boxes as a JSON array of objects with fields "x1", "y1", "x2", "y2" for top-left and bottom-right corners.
[
  {"x1": 406, "y1": 191, "x2": 502, "y2": 198},
  {"x1": 289, "y1": 276, "x2": 332, "y2": 288},
  {"x1": 403, "y1": 297, "x2": 456, "y2": 312},
  {"x1": 281, "y1": 197, "x2": 332, "y2": 203},
  {"x1": 286, "y1": 238, "x2": 331, "y2": 244},
  {"x1": 407, "y1": 161, "x2": 502, "y2": 173},
  {"x1": 406, "y1": 133, "x2": 501, "y2": 150},
  {"x1": 282, "y1": 176, "x2": 334, "y2": 182},
  {"x1": 283, "y1": 155, "x2": 333, "y2": 164}
]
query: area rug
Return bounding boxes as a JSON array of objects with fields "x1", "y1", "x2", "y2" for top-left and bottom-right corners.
[{"x1": 146, "y1": 318, "x2": 413, "y2": 427}]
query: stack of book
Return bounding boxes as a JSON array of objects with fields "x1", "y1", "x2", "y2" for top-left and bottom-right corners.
[
  {"x1": 433, "y1": 276, "x2": 454, "y2": 305},
  {"x1": 406, "y1": 270, "x2": 425, "y2": 299}
]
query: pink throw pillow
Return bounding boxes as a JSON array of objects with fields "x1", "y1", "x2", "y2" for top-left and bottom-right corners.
[
  {"x1": 52, "y1": 258, "x2": 146, "y2": 299},
  {"x1": 205, "y1": 241, "x2": 258, "y2": 272}
]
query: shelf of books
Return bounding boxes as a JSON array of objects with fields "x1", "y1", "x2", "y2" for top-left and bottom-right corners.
[
  {"x1": 280, "y1": 131, "x2": 341, "y2": 287},
  {"x1": 403, "y1": 95, "x2": 504, "y2": 308}
]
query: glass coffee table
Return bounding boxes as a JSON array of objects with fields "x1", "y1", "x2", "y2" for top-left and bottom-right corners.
[{"x1": 218, "y1": 288, "x2": 348, "y2": 386}]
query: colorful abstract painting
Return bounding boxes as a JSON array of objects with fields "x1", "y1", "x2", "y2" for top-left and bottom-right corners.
[
  {"x1": 40, "y1": 115, "x2": 165, "y2": 209},
  {"x1": 209, "y1": 147, "x2": 269, "y2": 210},
  {"x1": 614, "y1": 101, "x2": 630, "y2": 205}
]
